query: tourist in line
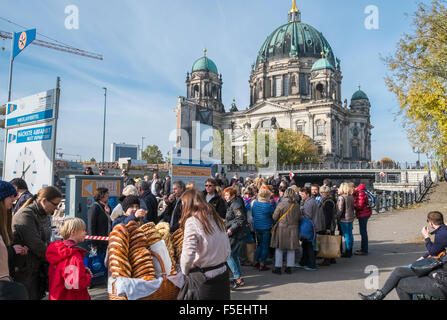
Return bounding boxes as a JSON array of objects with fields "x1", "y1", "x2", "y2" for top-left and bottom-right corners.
[
  {"x1": 311, "y1": 184, "x2": 322, "y2": 203},
  {"x1": 251, "y1": 188, "x2": 275, "y2": 271},
  {"x1": 337, "y1": 183, "x2": 355, "y2": 258},
  {"x1": 353, "y1": 184, "x2": 372, "y2": 256},
  {"x1": 136, "y1": 180, "x2": 158, "y2": 224},
  {"x1": 112, "y1": 195, "x2": 147, "y2": 228},
  {"x1": 12, "y1": 186, "x2": 62, "y2": 300},
  {"x1": 161, "y1": 180, "x2": 186, "y2": 233},
  {"x1": 223, "y1": 186, "x2": 247, "y2": 290},
  {"x1": 359, "y1": 211, "x2": 447, "y2": 300},
  {"x1": 271, "y1": 188, "x2": 301, "y2": 275},
  {"x1": 317, "y1": 185, "x2": 337, "y2": 266},
  {"x1": 178, "y1": 189, "x2": 230, "y2": 300},
  {"x1": 297, "y1": 187, "x2": 318, "y2": 271}
]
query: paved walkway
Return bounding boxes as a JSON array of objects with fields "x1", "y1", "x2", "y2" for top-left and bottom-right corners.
[{"x1": 87, "y1": 182, "x2": 447, "y2": 300}]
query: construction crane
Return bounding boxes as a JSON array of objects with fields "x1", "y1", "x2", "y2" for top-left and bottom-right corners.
[{"x1": 0, "y1": 29, "x2": 103, "y2": 60}]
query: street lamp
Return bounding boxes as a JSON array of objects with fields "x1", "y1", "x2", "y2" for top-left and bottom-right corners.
[
  {"x1": 102, "y1": 87, "x2": 107, "y2": 169},
  {"x1": 412, "y1": 146, "x2": 423, "y2": 168},
  {"x1": 141, "y1": 136, "x2": 145, "y2": 160}
]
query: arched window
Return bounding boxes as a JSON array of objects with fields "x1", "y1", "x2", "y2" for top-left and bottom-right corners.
[
  {"x1": 261, "y1": 119, "x2": 271, "y2": 128},
  {"x1": 316, "y1": 120, "x2": 326, "y2": 136},
  {"x1": 316, "y1": 83, "x2": 324, "y2": 100},
  {"x1": 193, "y1": 85, "x2": 200, "y2": 98},
  {"x1": 212, "y1": 86, "x2": 218, "y2": 99}
]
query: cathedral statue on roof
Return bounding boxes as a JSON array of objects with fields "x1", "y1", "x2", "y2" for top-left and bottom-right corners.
[{"x1": 176, "y1": 1, "x2": 373, "y2": 164}]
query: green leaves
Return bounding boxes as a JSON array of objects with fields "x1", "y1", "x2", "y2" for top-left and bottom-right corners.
[{"x1": 142, "y1": 145, "x2": 164, "y2": 164}]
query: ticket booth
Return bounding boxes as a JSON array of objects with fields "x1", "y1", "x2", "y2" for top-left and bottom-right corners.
[{"x1": 65, "y1": 175, "x2": 123, "y2": 227}]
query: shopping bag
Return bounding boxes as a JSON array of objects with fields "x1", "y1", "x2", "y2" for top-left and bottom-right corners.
[
  {"x1": 83, "y1": 248, "x2": 107, "y2": 285},
  {"x1": 299, "y1": 217, "x2": 314, "y2": 241},
  {"x1": 316, "y1": 235, "x2": 342, "y2": 259}
]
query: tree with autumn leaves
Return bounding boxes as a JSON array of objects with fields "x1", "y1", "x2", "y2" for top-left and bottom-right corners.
[{"x1": 384, "y1": 0, "x2": 447, "y2": 162}]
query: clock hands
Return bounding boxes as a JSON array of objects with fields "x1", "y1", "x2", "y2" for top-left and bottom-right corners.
[
  {"x1": 21, "y1": 164, "x2": 31, "y2": 179},
  {"x1": 23, "y1": 164, "x2": 31, "y2": 175}
]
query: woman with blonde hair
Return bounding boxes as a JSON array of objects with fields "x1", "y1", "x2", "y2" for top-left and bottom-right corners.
[
  {"x1": 12, "y1": 186, "x2": 62, "y2": 299},
  {"x1": 271, "y1": 188, "x2": 301, "y2": 275},
  {"x1": 337, "y1": 182, "x2": 355, "y2": 258},
  {"x1": 250, "y1": 188, "x2": 275, "y2": 271},
  {"x1": 179, "y1": 189, "x2": 230, "y2": 300}
]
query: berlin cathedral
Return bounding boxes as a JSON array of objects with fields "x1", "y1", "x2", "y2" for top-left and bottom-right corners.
[{"x1": 176, "y1": 0, "x2": 373, "y2": 164}]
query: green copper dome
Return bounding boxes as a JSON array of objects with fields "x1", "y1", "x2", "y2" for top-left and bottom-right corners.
[
  {"x1": 311, "y1": 58, "x2": 335, "y2": 72},
  {"x1": 192, "y1": 56, "x2": 218, "y2": 74},
  {"x1": 352, "y1": 89, "x2": 369, "y2": 101},
  {"x1": 256, "y1": 21, "x2": 336, "y2": 67}
]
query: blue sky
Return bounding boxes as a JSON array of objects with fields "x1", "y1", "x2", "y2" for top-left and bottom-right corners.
[{"x1": 0, "y1": 0, "x2": 431, "y2": 163}]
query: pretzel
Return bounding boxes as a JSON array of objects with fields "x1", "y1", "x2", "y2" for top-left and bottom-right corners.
[
  {"x1": 110, "y1": 265, "x2": 131, "y2": 278},
  {"x1": 140, "y1": 222, "x2": 155, "y2": 231},
  {"x1": 126, "y1": 220, "x2": 139, "y2": 233},
  {"x1": 108, "y1": 241, "x2": 128, "y2": 254},
  {"x1": 109, "y1": 254, "x2": 132, "y2": 271},
  {"x1": 140, "y1": 275, "x2": 154, "y2": 282}
]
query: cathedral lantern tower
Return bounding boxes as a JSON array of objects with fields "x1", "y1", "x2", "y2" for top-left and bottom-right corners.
[{"x1": 186, "y1": 49, "x2": 224, "y2": 113}]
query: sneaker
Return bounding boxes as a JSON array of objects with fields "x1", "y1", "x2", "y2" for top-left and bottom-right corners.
[
  {"x1": 303, "y1": 266, "x2": 318, "y2": 271},
  {"x1": 295, "y1": 263, "x2": 305, "y2": 269}
]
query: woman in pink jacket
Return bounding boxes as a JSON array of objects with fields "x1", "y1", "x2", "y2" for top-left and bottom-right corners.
[{"x1": 353, "y1": 184, "x2": 372, "y2": 255}]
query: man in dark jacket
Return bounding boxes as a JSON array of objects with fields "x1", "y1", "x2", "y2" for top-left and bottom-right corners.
[
  {"x1": 150, "y1": 173, "x2": 163, "y2": 197},
  {"x1": 162, "y1": 175, "x2": 171, "y2": 196},
  {"x1": 161, "y1": 180, "x2": 185, "y2": 233},
  {"x1": 10, "y1": 178, "x2": 33, "y2": 214},
  {"x1": 359, "y1": 211, "x2": 447, "y2": 300},
  {"x1": 136, "y1": 180, "x2": 159, "y2": 223},
  {"x1": 223, "y1": 186, "x2": 247, "y2": 290},
  {"x1": 203, "y1": 178, "x2": 227, "y2": 219}
]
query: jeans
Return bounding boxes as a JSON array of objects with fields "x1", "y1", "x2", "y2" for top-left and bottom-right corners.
[
  {"x1": 396, "y1": 275, "x2": 447, "y2": 300},
  {"x1": 381, "y1": 267, "x2": 417, "y2": 297},
  {"x1": 358, "y1": 217, "x2": 369, "y2": 253},
  {"x1": 275, "y1": 249, "x2": 295, "y2": 268},
  {"x1": 340, "y1": 222, "x2": 353, "y2": 251},
  {"x1": 254, "y1": 229, "x2": 271, "y2": 264},
  {"x1": 299, "y1": 239, "x2": 316, "y2": 268},
  {"x1": 227, "y1": 239, "x2": 243, "y2": 280}
]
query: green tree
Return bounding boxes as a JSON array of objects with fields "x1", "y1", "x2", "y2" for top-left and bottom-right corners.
[
  {"x1": 142, "y1": 145, "x2": 164, "y2": 164},
  {"x1": 384, "y1": 0, "x2": 447, "y2": 161}
]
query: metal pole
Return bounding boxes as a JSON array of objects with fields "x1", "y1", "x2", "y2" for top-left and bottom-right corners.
[
  {"x1": 7, "y1": 33, "x2": 15, "y2": 102},
  {"x1": 102, "y1": 87, "x2": 107, "y2": 168}
]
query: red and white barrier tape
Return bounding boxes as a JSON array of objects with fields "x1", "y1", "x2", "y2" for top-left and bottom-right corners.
[{"x1": 84, "y1": 235, "x2": 109, "y2": 241}]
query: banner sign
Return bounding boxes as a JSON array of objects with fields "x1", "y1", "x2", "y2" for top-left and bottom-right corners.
[{"x1": 12, "y1": 29, "x2": 36, "y2": 59}]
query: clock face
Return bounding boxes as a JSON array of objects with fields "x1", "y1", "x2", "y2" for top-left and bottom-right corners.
[{"x1": 13, "y1": 147, "x2": 38, "y2": 188}]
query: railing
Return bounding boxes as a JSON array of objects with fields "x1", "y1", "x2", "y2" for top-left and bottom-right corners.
[
  {"x1": 226, "y1": 161, "x2": 431, "y2": 172},
  {"x1": 373, "y1": 172, "x2": 433, "y2": 213}
]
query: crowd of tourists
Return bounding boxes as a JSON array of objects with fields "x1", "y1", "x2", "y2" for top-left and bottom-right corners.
[{"x1": 0, "y1": 171, "x2": 446, "y2": 300}]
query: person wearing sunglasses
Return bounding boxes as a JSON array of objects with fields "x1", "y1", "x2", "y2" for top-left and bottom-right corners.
[
  {"x1": 12, "y1": 186, "x2": 62, "y2": 300},
  {"x1": 203, "y1": 178, "x2": 227, "y2": 219}
]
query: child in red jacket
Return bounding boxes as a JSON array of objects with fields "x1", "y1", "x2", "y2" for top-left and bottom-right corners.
[{"x1": 46, "y1": 218, "x2": 92, "y2": 300}]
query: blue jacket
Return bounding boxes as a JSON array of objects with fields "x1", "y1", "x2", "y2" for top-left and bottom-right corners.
[
  {"x1": 424, "y1": 224, "x2": 447, "y2": 258},
  {"x1": 251, "y1": 200, "x2": 274, "y2": 231},
  {"x1": 112, "y1": 212, "x2": 146, "y2": 229}
]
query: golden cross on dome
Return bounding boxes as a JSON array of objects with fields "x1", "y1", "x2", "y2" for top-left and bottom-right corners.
[
  {"x1": 358, "y1": 84, "x2": 361, "y2": 90},
  {"x1": 290, "y1": 0, "x2": 298, "y2": 13},
  {"x1": 321, "y1": 51, "x2": 326, "y2": 58},
  {"x1": 203, "y1": 48, "x2": 207, "y2": 56}
]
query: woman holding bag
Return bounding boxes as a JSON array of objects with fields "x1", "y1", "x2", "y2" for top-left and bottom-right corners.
[{"x1": 271, "y1": 188, "x2": 301, "y2": 275}]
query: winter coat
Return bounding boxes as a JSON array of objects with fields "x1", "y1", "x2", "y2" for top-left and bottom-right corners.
[
  {"x1": 270, "y1": 198, "x2": 301, "y2": 250},
  {"x1": 320, "y1": 196, "x2": 337, "y2": 232},
  {"x1": 161, "y1": 197, "x2": 182, "y2": 233},
  {"x1": 225, "y1": 197, "x2": 247, "y2": 244},
  {"x1": 12, "y1": 190, "x2": 33, "y2": 215},
  {"x1": 301, "y1": 197, "x2": 323, "y2": 231},
  {"x1": 87, "y1": 202, "x2": 111, "y2": 252},
  {"x1": 251, "y1": 200, "x2": 274, "y2": 231},
  {"x1": 46, "y1": 239, "x2": 91, "y2": 300},
  {"x1": 337, "y1": 195, "x2": 355, "y2": 223},
  {"x1": 203, "y1": 190, "x2": 227, "y2": 219},
  {"x1": 12, "y1": 200, "x2": 52, "y2": 300},
  {"x1": 163, "y1": 179, "x2": 171, "y2": 196},
  {"x1": 150, "y1": 179, "x2": 163, "y2": 197},
  {"x1": 140, "y1": 190, "x2": 159, "y2": 223},
  {"x1": 354, "y1": 184, "x2": 372, "y2": 219}
]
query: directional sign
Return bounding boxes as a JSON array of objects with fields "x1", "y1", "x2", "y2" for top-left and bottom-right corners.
[
  {"x1": 12, "y1": 29, "x2": 36, "y2": 59},
  {"x1": 5, "y1": 89, "x2": 56, "y2": 128},
  {"x1": 82, "y1": 180, "x2": 121, "y2": 198}
]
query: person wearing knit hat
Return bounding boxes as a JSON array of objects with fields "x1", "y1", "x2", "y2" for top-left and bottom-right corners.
[
  {"x1": 0, "y1": 180, "x2": 17, "y2": 202},
  {"x1": 112, "y1": 195, "x2": 147, "y2": 228}
]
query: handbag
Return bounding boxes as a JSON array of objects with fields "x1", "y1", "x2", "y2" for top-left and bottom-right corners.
[
  {"x1": 411, "y1": 251, "x2": 447, "y2": 277},
  {"x1": 316, "y1": 235, "x2": 342, "y2": 259},
  {"x1": 299, "y1": 217, "x2": 314, "y2": 241},
  {"x1": 411, "y1": 258, "x2": 443, "y2": 277}
]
